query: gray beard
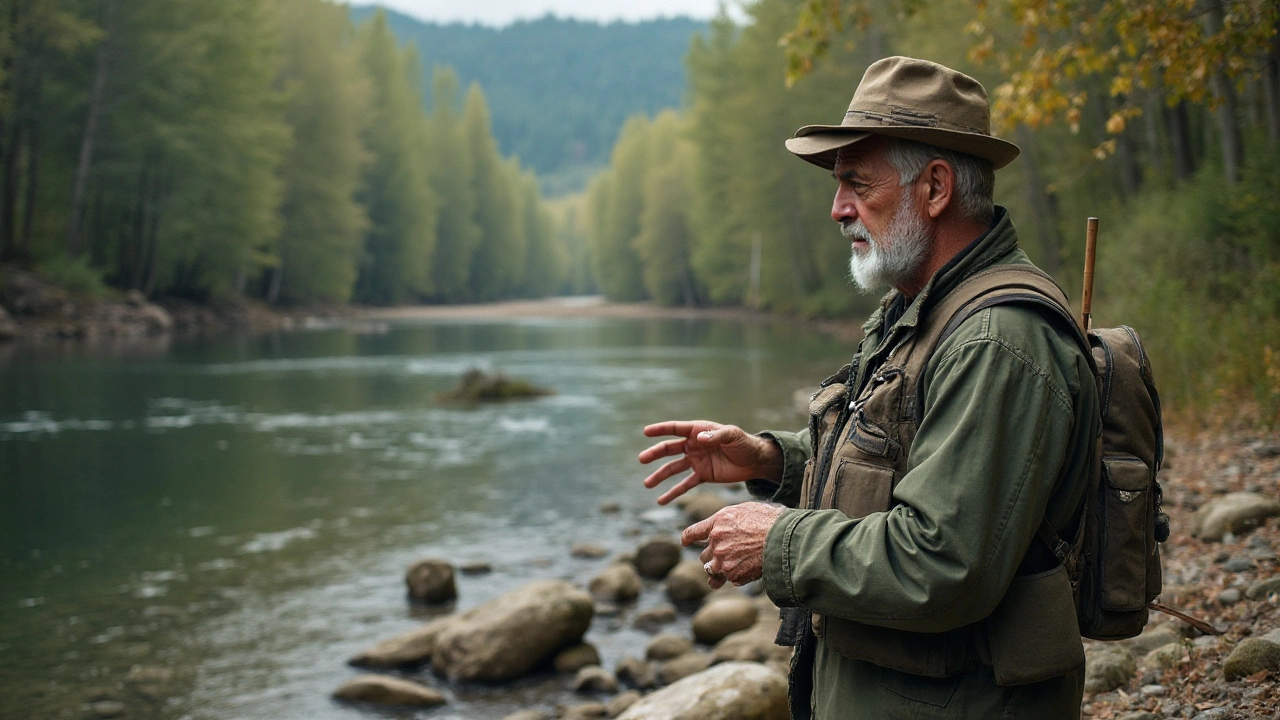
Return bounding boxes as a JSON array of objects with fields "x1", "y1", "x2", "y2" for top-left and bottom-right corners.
[{"x1": 841, "y1": 192, "x2": 932, "y2": 293}]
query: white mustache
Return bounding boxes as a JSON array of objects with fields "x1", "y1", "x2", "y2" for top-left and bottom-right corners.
[{"x1": 840, "y1": 220, "x2": 873, "y2": 243}]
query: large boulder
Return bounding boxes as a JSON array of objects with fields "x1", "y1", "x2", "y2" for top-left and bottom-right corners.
[
  {"x1": 332, "y1": 675, "x2": 447, "y2": 707},
  {"x1": 430, "y1": 579, "x2": 593, "y2": 682},
  {"x1": 349, "y1": 616, "x2": 452, "y2": 668},
  {"x1": 1192, "y1": 493, "x2": 1280, "y2": 541},
  {"x1": 634, "y1": 537, "x2": 683, "y2": 579},
  {"x1": 666, "y1": 558, "x2": 713, "y2": 604},
  {"x1": 405, "y1": 558, "x2": 457, "y2": 603},
  {"x1": 615, "y1": 662, "x2": 788, "y2": 720},
  {"x1": 1222, "y1": 638, "x2": 1280, "y2": 680},
  {"x1": 692, "y1": 597, "x2": 758, "y2": 644},
  {"x1": 590, "y1": 563, "x2": 642, "y2": 602}
]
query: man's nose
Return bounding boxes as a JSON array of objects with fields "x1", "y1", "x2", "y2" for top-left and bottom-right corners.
[{"x1": 831, "y1": 186, "x2": 858, "y2": 224}]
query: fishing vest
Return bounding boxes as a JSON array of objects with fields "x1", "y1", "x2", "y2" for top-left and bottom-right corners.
[{"x1": 799, "y1": 265, "x2": 1089, "y2": 685}]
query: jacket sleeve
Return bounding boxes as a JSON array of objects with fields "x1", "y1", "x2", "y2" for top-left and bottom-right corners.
[
  {"x1": 746, "y1": 429, "x2": 811, "y2": 507},
  {"x1": 762, "y1": 306, "x2": 1088, "y2": 633}
]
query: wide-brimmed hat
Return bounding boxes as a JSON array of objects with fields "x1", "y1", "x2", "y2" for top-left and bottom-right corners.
[{"x1": 785, "y1": 56, "x2": 1020, "y2": 170}]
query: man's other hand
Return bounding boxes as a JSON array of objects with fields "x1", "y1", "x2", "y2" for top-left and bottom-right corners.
[
  {"x1": 681, "y1": 502, "x2": 785, "y2": 589},
  {"x1": 638, "y1": 421, "x2": 783, "y2": 505}
]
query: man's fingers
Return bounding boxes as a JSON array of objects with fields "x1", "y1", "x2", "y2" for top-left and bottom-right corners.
[
  {"x1": 642, "y1": 457, "x2": 691, "y2": 489},
  {"x1": 656, "y1": 473, "x2": 701, "y2": 505},
  {"x1": 637, "y1": 437, "x2": 688, "y2": 465},
  {"x1": 682, "y1": 514, "x2": 715, "y2": 546},
  {"x1": 642, "y1": 421, "x2": 706, "y2": 438}
]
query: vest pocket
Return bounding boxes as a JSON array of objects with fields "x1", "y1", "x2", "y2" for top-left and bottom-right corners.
[
  {"x1": 824, "y1": 459, "x2": 894, "y2": 519},
  {"x1": 985, "y1": 565, "x2": 1085, "y2": 686},
  {"x1": 1099, "y1": 454, "x2": 1154, "y2": 612}
]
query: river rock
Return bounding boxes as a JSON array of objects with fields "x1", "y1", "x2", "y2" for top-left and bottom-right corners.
[
  {"x1": 1218, "y1": 588, "x2": 1242, "y2": 605},
  {"x1": 405, "y1": 558, "x2": 457, "y2": 603},
  {"x1": 574, "y1": 666, "x2": 620, "y2": 694},
  {"x1": 430, "y1": 579, "x2": 593, "y2": 682},
  {"x1": 615, "y1": 661, "x2": 788, "y2": 720},
  {"x1": 677, "y1": 493, "x2": 728, "y2": 524},
  {"x1": 1223, "y1": 555, "x2": 1255, "y2": 572},
  {"x1": 645, "y1": 633, "x2": 693, "y2": 661},
  {"x1": 615, "y1": 657, "x2": 657, "y2": 690},
  {"x1": 502, "y1": 711, "x2": 553, "y2": 720},
  {"x1": 332, "y1": 675, "x2": 447, "y2": 707},
  {"x1": 1085, "y1": 645, "x2": 1136, "y2": 694},
  {"x1": 564, "y1": 702, "x2": 609, "y2": 718},
  {"x1": 713, "y1": 623, "x2": 792, "y2": 664},
  {"x1": 607, "y1": 690, "x2": 642, "y2": 717},
  {"x1": 573, "y1": 542, "x2": 609, "y2": 559},
  {"x1": 632, "y1": 604, "x2": 677, "y2": 632},
  {"x1": 692, "y1": 596, "x2": 758, "y2": 644},
  {"x1": 1222, "y1": 637, "x2": 1280, "y2": 680},
  {"x1": 1139, "y1": 643, "x2": 1185, "y2": 672},
  {"x1": 554, "y1": 642, "x2": 602, "y2": 674},
  {"x1": 1124, "y1": 624, "x2": 1182, "y2": 656},
  {"x1": 459, "y1": 560, "x2": 492, "y2": 575},
  {"x1": 1192, "y1": 492, "x2": 1280, "y2": 541},
  {"x1": 633, "y1": 537, "x2": 682, "y2": 579},
  {"x1": 89, "y1": 701, "x2": 126, "y2": 718},
  {"x1": 658, "y1": 651, "x2": 714, "y2": 685},
  {"x1": 1245, "y1": 575, "x2": 1280, "y2": 600},
  {"x1": 600, "y1": 501, "x2": 622, "y2": 513},
  {"x1": 666, "y1": 558, "x2": 713, "y2": 604},
  {"x1": 349, "y1": 616, "x2": 451, "y2": 668},
  {"x1": 590, "y1": 563, "x2": 642, "y2": 602},
  {"x1": 124, "y1": 665, "x2": 173, "y2": 684}
]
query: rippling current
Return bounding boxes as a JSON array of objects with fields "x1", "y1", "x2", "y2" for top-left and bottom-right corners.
[{"x1": 0, "y1": 315, "x2": 847, "y2": 720}]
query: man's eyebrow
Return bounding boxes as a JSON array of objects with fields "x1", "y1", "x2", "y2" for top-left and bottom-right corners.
[{"x1": 832, "y1": 167, "x2": 861, "y2": 182}]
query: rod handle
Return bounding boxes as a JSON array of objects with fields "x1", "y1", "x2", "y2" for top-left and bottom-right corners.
[{"x1": 1081, "y1": 217, "x2": 1098, "y2": 333}]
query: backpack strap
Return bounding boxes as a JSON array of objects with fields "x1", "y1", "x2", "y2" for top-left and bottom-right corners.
[{"x1": 912, "y1": 263, "x2": 1100, "y2": 582}]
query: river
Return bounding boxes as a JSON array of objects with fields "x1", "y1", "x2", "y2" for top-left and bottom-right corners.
[{"x1": 0, "y1": 313, "x2": 848, "y2": 719}]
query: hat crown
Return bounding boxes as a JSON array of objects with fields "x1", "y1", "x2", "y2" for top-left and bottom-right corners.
[{"x1": 845, "y1": 56, "x2": 992, "y2": 135}]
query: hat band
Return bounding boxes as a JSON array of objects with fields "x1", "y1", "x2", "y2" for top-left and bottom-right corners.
[{"x1": 844, "y1": 107, "x2": 984, "y2": 135}]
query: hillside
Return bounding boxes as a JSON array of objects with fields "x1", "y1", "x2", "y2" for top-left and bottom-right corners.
[{"x1": 350, "y1": 7, "x2": 706, "y2": 193}]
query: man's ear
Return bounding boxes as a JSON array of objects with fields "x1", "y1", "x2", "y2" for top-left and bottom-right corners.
[{"x1": 922, "y1": 159, "x2": 955, "y2": 219}]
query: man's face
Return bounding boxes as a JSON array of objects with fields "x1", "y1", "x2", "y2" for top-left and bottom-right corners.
[{"x1": 831, "y1": 139, "x2": 932, "y2": 293}]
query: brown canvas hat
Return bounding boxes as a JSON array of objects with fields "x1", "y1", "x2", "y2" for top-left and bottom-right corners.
[{"x1": 785, "y1": 56, "x2": 1020, "y2": 170}]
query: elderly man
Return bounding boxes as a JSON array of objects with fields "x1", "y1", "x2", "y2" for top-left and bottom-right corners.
[{"x1": 639, "y1": 57, "x2": 1098, "y2": 719}]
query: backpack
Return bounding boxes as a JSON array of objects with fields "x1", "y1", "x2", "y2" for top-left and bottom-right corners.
[{"x1": 937, "y1": 266, "x2": 1171, "y2": 640}]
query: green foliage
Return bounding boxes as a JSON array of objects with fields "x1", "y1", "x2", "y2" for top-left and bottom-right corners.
[
  {"x1": 425, "y1": 69, "x2": 481, "y2": 303},
  {"x1": 585, "y1": 117, "x2": 652, "y2": 302},
  {"x1": 37, "y1": 254, "x2": 107, "y2": 298}
]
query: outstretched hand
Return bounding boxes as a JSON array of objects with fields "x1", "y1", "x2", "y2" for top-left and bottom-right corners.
[{"x1": 638, "y1": 421, "x2": 782, "y2": 505}]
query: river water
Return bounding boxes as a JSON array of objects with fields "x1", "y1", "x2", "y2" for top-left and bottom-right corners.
[{"x1": 0, "y1": 313, "x2": 848, "y2": 719}]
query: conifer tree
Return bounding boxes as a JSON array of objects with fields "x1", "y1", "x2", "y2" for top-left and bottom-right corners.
[{"x1": 425, "y1": 68, "x2": 481, "y2": 302}]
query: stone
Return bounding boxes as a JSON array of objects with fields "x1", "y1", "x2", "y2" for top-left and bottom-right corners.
[
  {"x1": 1223, "y1": 556, "x2": 1256, "y2": 573},
  {"x1": 600, "y1": 501, "x2": 622, "y2": 514},
  {"x1": 405, "y1": 558, "x2": 457, "y2": 604},
  {"x1": 1245, "y1": 576, "x2": 1280, "y2": 600},
  {"x1": 1139, "y1": 642, "x2": 1186, "y2": 672},
  {"x1": 606, "y1": 690, "x2": 642, "y2": 717},
  {"x1": 138, "y1": 303, "x2": 173, "y2": 333},
  {"x1": 1218, "y1": 588, "x2": 1242, "y2": 605},
  {"x1": 124, "y1": 665, "x2": 172, "y2": 684},
  {"x1": 658, "y1": 652, "x2": 714, "y2": 685},
  {"x1": 632, "y1": 604, "x2": 677, "y2": 632},
  {"x1": 1192, "y1": 492, "x2": 1280, "y2": 541},
  {"x1": 1124, "y1": 625, "x2": 1182, "y2": 656},
  {"x1": 430, "y1": 579, "x2": 594, "y2": 683},
  {"x1": 574, "y1": 666, "x2": 620, "y2": 694},
  {"x1": 676, "y1": 493, "x2": 729, "y2": 524},
  {"x1": 501, "y1": 712, "x2": 553, "y2": 720},
  {"x1": 1140, "y1": 684, "x2": 1167, "y2": 696},
  {"x1": 713, "y1": 623, "x2": 792, "y2": 665},
  {"x1": 1117, "y1": 713, "x2": 1157, "y2": 720},
  {"x1": 554, "y1": 642, "x2": 602, "y2": 674},
  {"x1": 572, "y1": 542, "x2": 609, "y2": 559},
  {"x1": 459, "y1": 561, "x2": 492, "y2": 575},
  {"x1": 1250, "y1": 442, "x2": 1280, "y2": 458},
  {"x1": 614, "y1": 657, "x2": 657, "y2": 690},
  {"x1": 1222, "y1": 638, "x2": 1280, "y2": 680},
  {"x1": 332, "y1": 675, "x2": 447, "y2": 707},
  {"x1": 89, "y1": 701, "x2": 126, "y2": 718},
  {"x1": 615, "y1": 662, "x2": 788, "y2": 720},
  {"x1": 633, "y1": 537, "x2": 682, "y2": 579},
  {"x1": 590, "y1": 563, "x2": 642, "y2": 602},
  {"x1": 692, "y1": 597, "x2": 758, "y2": 644},
  {"x1": 349, "y1": 616, "x2": 451, "y2": 668},
  {"x1": 1084, "y1": 645, "x2": 1136, "y2": 694},
  {"x1": 0, "y1": 307, "x2": 18, "y2": 341},
  {"x1": 645, "y1": 633, "x2": 693, "y2": 661},
  {"x1": 1191, "y1": 709, "x2": 1230, "y2": 720},
  {"x1": 564, "y1": 702, "x2": 609, "y2": 719},
  {"x1": 1261, "y1": 628, "x2": 1280, "y2": 645},
  {"x1": 665, "y1": 558, "x2": 713, "y2": 604}
]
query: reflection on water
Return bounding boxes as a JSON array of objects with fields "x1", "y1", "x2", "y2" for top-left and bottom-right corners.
[{"x1": 0, "y1": 316, "x2": 846, "y2": 720}]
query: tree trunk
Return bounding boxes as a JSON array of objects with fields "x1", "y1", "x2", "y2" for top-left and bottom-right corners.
[
  {"x1": 67, "y1": 1, "x2": 113, "y2": 258},
  {"x1": 19, "y1": 112, "x2": 38, "y2": 253},
  {"x1": 1204, "y1": 1, "x2": 1244, "y2": 185},
  {"x1": 1165, "y1": 101, "x2": 1197, "y2": 181},
  {"x1": 1015, "y1": 124, "x2": 1063, "y2": 277},
  {"x1": 1264, "y1": 17, "x2": 1280, "y2": 146},
  {"x1": 266, "y1": 258, "x2": 284, "y2": 305},
  {"x1": 1143, "y1": 91, "x2": 1165, "y2": 182},
  {"x1": 1, "y1": 120, "x2": 21, "y2": 259}
]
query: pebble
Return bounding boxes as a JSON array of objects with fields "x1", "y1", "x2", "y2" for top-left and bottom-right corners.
[
  {"x1": 1140, "y1": 684, "x2": 1167, "y2": 696},
  {"x1": 1191, "y1": 708, "x2": 1230, "y2": 720},
  {"x1": 599, "y1": 501, "x2": 622, "y2": 513},
  {"x1": 1192, "y1": 635, "x2": 1221, "y2": 649},
  {"x1": 1248, "y1": 547, "x2": 1277, "y2": 561},
  {"x1": 89, "y1": 701, "x2": 126, "y2": 718},
  {"x1": 460, "y1": 561, "x2": 492, "y2": 575},
  {"x1": 1217, "y1": 588, "x2": 1242, "y2": 605},
  {"x1": 1223, "y1": 556, "x2": 1256, "y2": 573},
  {"x1": 1245, "y1": 576, "x2": 1280, "y2": 600}
]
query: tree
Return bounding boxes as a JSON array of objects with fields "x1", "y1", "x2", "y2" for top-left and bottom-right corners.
[
  {"x1": 425, "y1": 68, "x2": 481, "y2": 302},
  {"x1": 463, "y1": 83, "x2": 523, "y2": 301}
]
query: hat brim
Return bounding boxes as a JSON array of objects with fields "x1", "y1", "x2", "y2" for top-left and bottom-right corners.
[{"x1": 785, "y1": 124, "x2": 1020, "y2": 171}]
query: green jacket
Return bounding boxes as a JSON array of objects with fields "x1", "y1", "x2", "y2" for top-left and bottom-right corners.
[{"x1": 753, "y1": 208, "x2": 1097, "y2": 719}]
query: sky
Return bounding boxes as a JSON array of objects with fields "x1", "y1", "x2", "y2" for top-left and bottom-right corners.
[{"x1": 348, "y1": 0, "x2": 725, "y2": 26}]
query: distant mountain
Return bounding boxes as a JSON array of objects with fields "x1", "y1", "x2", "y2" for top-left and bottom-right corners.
[{"x1": 350, "y1": 7, "x2": 706, "y2": 192}]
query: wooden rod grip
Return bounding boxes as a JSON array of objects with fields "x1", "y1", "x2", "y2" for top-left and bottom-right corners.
[{"x1": 1081, "y1": 217, "x2": 1098, "y2": 333}]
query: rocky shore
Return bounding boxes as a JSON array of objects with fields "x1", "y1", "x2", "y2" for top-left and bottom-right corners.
[{"x1": 328, "y1": 430, "x2": 1280, "y2": 720}]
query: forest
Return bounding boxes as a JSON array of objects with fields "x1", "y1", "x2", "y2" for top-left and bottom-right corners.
[
  {"x1": 582, "y1": 0, "x2": 1280, "y2": 425},
  {"x1": 0, "y1": 0, "x2": 570, "y2": 306}
]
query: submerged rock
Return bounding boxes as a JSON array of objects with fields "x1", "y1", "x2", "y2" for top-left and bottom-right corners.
[
  {"x1": 572, "y1": 542, "x2": 609, "y2": 559},
  {"x1": 406, "y1": 558, "x2": 457, "y2": 603},
  {"x1": 430, "y1": 579, "x2": 593, "y2": 682},
  {"x1": 332, "y1": 675, "x2": 447, "y2": 707},
  {"x1": 349, "y1": 616, "x2": 452, "y2": 668},
  {"x1": 615, "y1": 662, "x2": 788, "y2": 720},
  {"x1": 437, "y1": 368, "x2": 553, "y2": 403}
]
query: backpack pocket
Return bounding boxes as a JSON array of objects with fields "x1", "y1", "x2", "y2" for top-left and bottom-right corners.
[
  {"x1": 1099, "y1": 454, "x2": 1155, "y2": 612},
  {"x1": 985, "y1": 565, "x2": 1085, "y2": 686}
]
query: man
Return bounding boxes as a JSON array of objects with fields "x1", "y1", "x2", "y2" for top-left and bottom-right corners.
[{"x1": 638, "y1": 57, "x2": 1099, "y2": 719}]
